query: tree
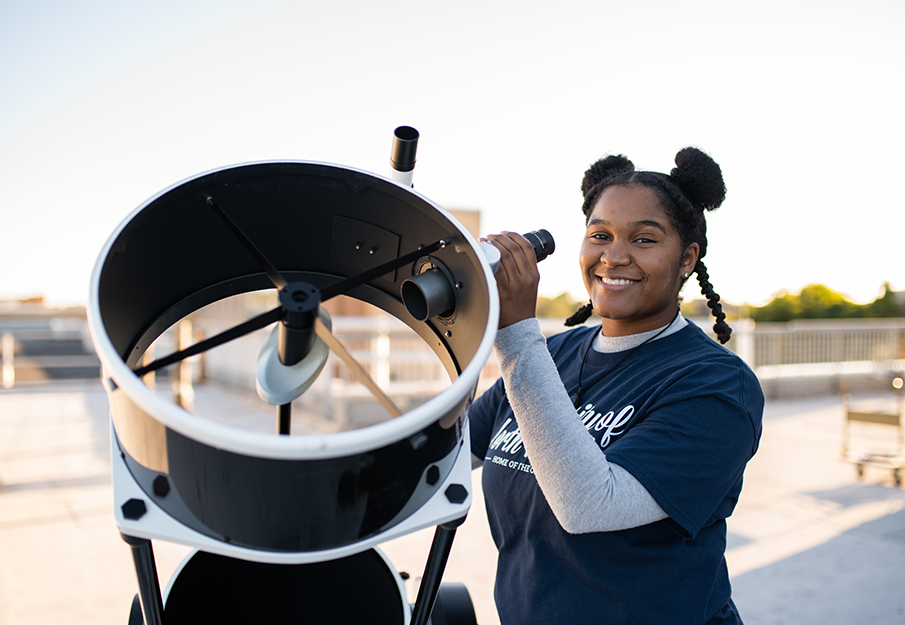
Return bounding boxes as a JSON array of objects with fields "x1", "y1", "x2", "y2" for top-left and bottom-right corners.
[
  {"x1": 536, "y1": 292, "x2": 588, "y2": 319},
  {"x1": 865, "y1": 282, "x2": 900, "y2": 317},
  {"x1": 751, "y1": 289, "x2": 798, "y2": 322},
  {"x1": 750, "y1": 283, "x2": 902, "y2": 321},
  {"x1": 797, "y1": 284, "x2": 860, "y2": 319}
]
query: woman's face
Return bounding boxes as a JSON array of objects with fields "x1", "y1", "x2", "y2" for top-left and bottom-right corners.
[{"x1": 580, "y1": 184, "x2": 699, "y2": 336}]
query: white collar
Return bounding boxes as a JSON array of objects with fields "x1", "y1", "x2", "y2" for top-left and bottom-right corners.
[{"x1": 592, "y1": 314, "x2": 688, "y2": 354}]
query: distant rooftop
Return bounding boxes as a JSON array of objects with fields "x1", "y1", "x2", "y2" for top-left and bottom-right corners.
[{"x1": 0, "y1": 297, "x2": 86, "y2": 319}]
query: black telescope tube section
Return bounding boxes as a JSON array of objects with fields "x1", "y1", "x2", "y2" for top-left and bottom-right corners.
[
  {"x1": 390, "y1": 126, "x2": 419, "y2": 172},
  {"x1": 401, "y1": 269, "x2": 456, "y2": 321}
]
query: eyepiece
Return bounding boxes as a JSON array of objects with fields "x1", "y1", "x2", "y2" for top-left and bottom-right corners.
[
  {"x1": 390, "y1": 126, "x2": 419, "y2": 173},
  {"x1": 523, "y1": 229, "x2": 555, "y2": 262}
]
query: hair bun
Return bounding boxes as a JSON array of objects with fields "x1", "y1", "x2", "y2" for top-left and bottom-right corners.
[
  {"x1": 669, "y1": 147, "x2": 726, "y2": 211},
  {"x1": 581, "y1": 154, "x2": 634, "y2": 198}
]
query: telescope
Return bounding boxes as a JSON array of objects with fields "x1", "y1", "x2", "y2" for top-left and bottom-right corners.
[{"x1": 89, "y1": 126, "x2": 553, "y2": 624}]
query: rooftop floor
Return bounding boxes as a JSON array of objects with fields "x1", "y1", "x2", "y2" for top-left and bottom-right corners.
[{"x1": 1, "y1": 383, "x2": 903, "y2": 624}]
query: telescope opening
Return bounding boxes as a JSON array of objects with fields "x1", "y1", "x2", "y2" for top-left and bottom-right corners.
[{"x1": 138, "y1": 292, "x2": 457, "y2": 435}]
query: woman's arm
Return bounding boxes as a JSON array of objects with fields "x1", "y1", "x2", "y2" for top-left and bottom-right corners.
[
  {"x1": 495, "y1": 319, "x2": 667, "y2": 533},
  {"x1": 480, "y1": 231, "x2": 666, "y2": 532}
]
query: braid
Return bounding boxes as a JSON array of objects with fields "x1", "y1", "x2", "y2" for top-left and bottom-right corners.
[
  {"x1": 565, "y1": 301, "x2": 594, "y2": 327},
  {"x1": 694, "y1": 260, "x2": 731, "y2": 344}
]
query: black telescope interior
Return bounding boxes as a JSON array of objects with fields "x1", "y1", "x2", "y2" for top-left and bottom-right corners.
[{"x1": 96, "y1": 161, "x2": 496, "y2": 554}]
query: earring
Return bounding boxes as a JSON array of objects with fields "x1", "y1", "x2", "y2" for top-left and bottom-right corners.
[{"x1": 684, "y1": 272, "x2": 689, "y2": 278}]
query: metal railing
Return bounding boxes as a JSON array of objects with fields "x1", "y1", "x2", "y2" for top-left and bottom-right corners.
[
  {"x1": 184, "y1": 315, "x2": 905, "y2": 407},
  {"x1": 6, "y1": 310, "x2": 905, "y2": 401},
  {"x1": 730, "y1": 318, "x2": 905, "y2": 398},
  {"x1": 0, "y1": 319, "x2": 101, "y2": 389}
]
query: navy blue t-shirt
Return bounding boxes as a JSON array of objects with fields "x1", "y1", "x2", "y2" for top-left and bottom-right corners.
[{"x1": 470, "y1": 322, "x2": 763, "y2": 625}]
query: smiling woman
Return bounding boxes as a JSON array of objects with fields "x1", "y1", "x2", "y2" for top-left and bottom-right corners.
[{"x1": 470, "y1": 147, "x2": 764, "y2": 625}]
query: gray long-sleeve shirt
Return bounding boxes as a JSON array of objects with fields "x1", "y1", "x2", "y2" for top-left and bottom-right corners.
[{"x1": 474, "y1": 317, "x2": 688, "y2": 533}]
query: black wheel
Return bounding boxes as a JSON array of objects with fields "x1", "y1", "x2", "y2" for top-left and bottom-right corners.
[
  {"x1": 128, "y1": 594, "x2": 143, "y2": 625},
  {"x1": 163, "y1": 549, "x2": 406, "y2": 624},
  {"x1": 429, "y1": 582, "x2": 478, "y2": 625}
]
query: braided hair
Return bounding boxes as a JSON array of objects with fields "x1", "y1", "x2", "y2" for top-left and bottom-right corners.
[{"x1": 565, "y1": 147, "x2": 732, "y2": 344}]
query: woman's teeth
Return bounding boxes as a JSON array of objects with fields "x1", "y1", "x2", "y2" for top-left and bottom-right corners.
[{"x1": 600, "y1": 277, "x2": 634, "y2": 286}]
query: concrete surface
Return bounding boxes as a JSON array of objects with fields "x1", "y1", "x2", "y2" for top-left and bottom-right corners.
[{"x1": 1, "y1": 383, "x2": 903, "y2": 624}]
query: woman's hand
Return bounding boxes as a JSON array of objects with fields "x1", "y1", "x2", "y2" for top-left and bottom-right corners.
[{"x1": 481, "y1": 231, "x2": 540, "y2": 329}]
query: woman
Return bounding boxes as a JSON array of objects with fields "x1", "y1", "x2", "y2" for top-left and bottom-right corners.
[{"x1": 470, "y1": 147, "x2": 763, "y2": 625}]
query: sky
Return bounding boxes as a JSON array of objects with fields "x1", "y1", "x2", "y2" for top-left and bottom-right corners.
[{"x1": 1, "y1": 0, "x2": 903, "y2": 308}]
